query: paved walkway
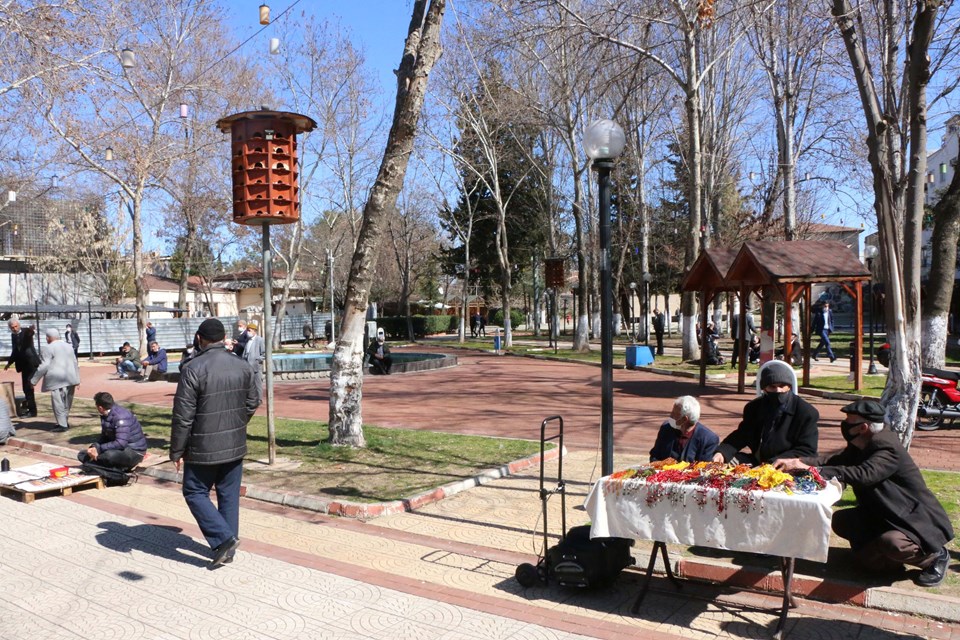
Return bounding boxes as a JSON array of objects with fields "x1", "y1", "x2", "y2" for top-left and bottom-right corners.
[{"x1": 1, "y1": 345, "x2": 959, "y2": 639}]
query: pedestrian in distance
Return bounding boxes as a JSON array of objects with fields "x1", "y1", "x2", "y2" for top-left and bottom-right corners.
[
  {"x1": 652, "y1": 308, "x2": 665, "y2": 356},
  {"x1": 242, "y1": 321, "x2": 265, "y2": 393},
  {"x1": 5, "y1": 317, "x2": 39, "y2": 417},
  {"x1": 64, "y1": 323, "x2": 81, "y2": 358},
  {"x1": 170, "y1": 318, "x2": 260, "y2": 569},
  {"x1": 811, "y1": 301, "x2": 836, "y2": 363}
]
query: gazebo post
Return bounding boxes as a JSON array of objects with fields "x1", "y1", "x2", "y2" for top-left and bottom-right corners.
[
  {"x1": 854, "y1": 281, "x2": 864, "y2": 391},
  {"x1": 784, "y1": 283, "x2": 794, "y2": 367},
  {"x1": 738, "y1": 286, "x2": 748, "y2": 393},
  {"x1": 802, "y1": 285, "x2": 812, "y2": 387}
]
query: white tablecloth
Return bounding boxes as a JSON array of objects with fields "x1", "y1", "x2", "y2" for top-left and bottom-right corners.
[{"x1": 584, "y1": 475, "x2": 843, "y2": 563}]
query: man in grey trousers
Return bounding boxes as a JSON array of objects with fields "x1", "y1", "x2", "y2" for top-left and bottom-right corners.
[{"x1": 31, "y1": 328, "x2": 81, "y2": 433}]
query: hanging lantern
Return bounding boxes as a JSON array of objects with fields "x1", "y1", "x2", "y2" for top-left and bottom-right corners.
[
  {"x1": 269, "y1": 38, "x2": 280, "y2": 55},
  {"x1": 6, "y1": 190, "x2": 15, "y2": 203},
  {"x1": 51, "y1": 175, "x2": 60, "y2": 189},
  {"x1": 105, "y1": 147, "x2": 114, "y2": 161},
  {"x1": 180, "y1": 103, "x2": 189, "y2": 118},
  {"x1": 259, "y1": 4, "x2": 270, "y2": 25},
  {"x1": 120, "y1": 48, "x2": 135, "y2": 69}
]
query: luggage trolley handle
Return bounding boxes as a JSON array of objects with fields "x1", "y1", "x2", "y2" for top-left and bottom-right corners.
[{"x1": 539, "y1": 415, "x2": 566, "y2": 554}]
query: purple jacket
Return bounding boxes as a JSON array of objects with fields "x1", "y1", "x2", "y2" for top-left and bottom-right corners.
[{"x1": 96, "y1": 404, "x2": 148, "y2": 453}]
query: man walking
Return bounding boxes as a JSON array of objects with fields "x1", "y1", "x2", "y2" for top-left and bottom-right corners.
[
  {"x1": 31, "y1": 328, "x2": 80, "y2": 432},
  {"x1": 5, "y1": 318, "x2": 38, "y2": 417},
  {"x1": 64, "y1": 323, "x2": 81, "y2": 358},
  {"x1": 170, "y1": 319, "x2": 260, "y2": 569},
  {"x1": 811, "y1": 301, "x2": 836, "y2": 362}
]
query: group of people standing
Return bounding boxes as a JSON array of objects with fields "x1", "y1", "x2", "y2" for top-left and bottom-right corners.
[{"x1": 649, "y1": 360, "x2": 953, "y2": 588}]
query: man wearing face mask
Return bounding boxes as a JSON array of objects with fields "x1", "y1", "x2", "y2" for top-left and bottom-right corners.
[
  {"x1": 649, "y1": 395, "x2": 719, "y2": 462},
  {"x1": 775, "y1": 400, "x2": 953, "y2": 587},
  {"x1": 712, "y1": 360, "x2": 819, "y2": 465}
]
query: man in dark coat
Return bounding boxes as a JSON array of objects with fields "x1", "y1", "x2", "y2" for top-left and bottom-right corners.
[
  {"x1": 366, "y1": 327, "x2": 392, "y2": 374},
  {"x1": 714, "y1": 360, "x2": 819, "y2": 465},
  {"x1": 651, "y1": 308, "x2": 665, "y2": 355},
  {"x1": 776, "y1": 400, "x2": 953, "y2": 587},
  {"x1": 649, "y1": 395, "x2": 719, "y2": 463},
  {"x1": 79, "y1": 392, "x2": 148, "y2": 471},
  {"x1": 5, "y1": 319, "x2": 39, "y2": 416},
  {"x1": 171, "y1": 318, "x2": 260, "y2": 568},
  {"x1": 811, "y1": 301, "x2": 836, "y2": 362},
  {"x1": 64, "y1": 323, "x2": 81, "y2": 357},
  {"x1": 231, "y1": 319, "x2": 249, "y2": 358},
  {"x1": 730, "y1": 310, "x2": 756, "y2": 368}
]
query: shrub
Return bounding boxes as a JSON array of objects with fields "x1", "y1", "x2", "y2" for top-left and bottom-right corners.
[
  {"x1": 490, "y1": 308, "x2": 523, "y2": 329},
  {"x1": 374, "y1": 315, "x2": 458, "y2": 338}
]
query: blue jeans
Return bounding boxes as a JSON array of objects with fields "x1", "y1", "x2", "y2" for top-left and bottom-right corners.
[
  {"x1": 812, "y1": 329, "x2": 835, "y2": 360},
  {"x1": 182, "y1": 458, "x2": 243, "y2": 550},
  {"x1": 117, "y1": 360, "x2": 139, "y2": 375}
]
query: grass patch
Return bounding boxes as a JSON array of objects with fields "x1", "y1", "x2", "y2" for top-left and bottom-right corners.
[
  {"x1": 62, "y1": 400, "x2": 546, "y2": 503},
  {"x1": 807, "y1": 375, "x2": 885, "y2": 397}
]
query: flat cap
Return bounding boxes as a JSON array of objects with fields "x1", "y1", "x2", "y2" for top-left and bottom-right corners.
[{"x1": 840, "y1": 399, "x2": 885, "y2": 423}]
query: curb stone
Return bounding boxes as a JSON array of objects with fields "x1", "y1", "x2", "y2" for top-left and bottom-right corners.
[{"x1": 5, "y1": 436, "x2": 563, "y2": 521}]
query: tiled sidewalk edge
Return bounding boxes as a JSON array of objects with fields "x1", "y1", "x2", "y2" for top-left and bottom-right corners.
[
  {"x1": 6, "y1": 436, "x2": 562, "y2": 521},
  {"x1": 676, "y1": 556, "x2": 960, "y2": 623}
]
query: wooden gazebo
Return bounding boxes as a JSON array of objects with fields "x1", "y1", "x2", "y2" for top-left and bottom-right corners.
[
  {"x1": 680, "y1": 248, "x2": 740, "y2": 387},
  {"x1": 683, "y1": 240, "x2": 871, "y2": 393}
]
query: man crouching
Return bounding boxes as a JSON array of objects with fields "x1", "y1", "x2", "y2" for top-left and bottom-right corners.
[{"x1": 79, "y1": 392, "x2": 148, "y2": 472}]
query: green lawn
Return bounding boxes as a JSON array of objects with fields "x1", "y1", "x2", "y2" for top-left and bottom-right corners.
[{"x1": 62, "y1": 400, "x2": 547, "y2": 503}]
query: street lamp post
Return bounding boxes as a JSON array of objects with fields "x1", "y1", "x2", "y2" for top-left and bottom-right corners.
[
  {"x1": 642, "y1": 272, "x2": 652, "y2": 345},
  {"x1": 584, "y1": 118, "x2": 626, "y2": 476},
  {"x1": 629, "y1": 282, "x2": 637, "y2": 340},
  {"x1": 864, "y1": 245, "x2": 879, "y2": 375}
]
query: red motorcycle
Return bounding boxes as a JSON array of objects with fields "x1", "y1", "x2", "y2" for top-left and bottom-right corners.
[{"x1": 917, "y1": 367, "x2": 960, "y2": 431}]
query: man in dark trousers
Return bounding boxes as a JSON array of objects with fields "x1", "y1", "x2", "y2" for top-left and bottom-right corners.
[
  {"x1": 171, "y1": 319, "x2": 260, "y2": 569},
  {"x1": 4, "y1": 318, "x2": 38, "y2": 416},
  {"x1": 776, "y1": 400, "x2": 953, "y2": 587},
  {"x1": 811, "y1": 300, "x2": 836, "y2": 362},
  {"x1": 730, "y1": 310, "x2": 755, "y2": 368},
  {"x1": 79, "y1": 392, "x2": 148, "y2": 472},
  {"x1": 713, "y1": 360, "x2": 819, "y2": 465},
  {"x1": 64, "y1": 323, "x2": 81, "y2": 358},
  {"x1": 651, "y1": 308, "x2": 665, "y2": 355}
]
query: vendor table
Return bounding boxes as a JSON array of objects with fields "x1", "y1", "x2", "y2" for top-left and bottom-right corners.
[{"x1": 584, "y1": 473, "x2": 842, "y2": 638}]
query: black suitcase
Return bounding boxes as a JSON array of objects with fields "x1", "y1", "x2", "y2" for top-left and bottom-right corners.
[
  {"x1": 547, "y1": 524, "x2": 634, "y2": 588},
  {"x1": 515, "y1": 416, "x2": 635, "y2": 589}
]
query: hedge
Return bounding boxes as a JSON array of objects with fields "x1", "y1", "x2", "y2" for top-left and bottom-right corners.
[
  {"x1": 490, "y1": 308, "x2": 523, "y2": 330},
  {"x1": 375, "y1": 315, "x2": 458, "y2": 338}
]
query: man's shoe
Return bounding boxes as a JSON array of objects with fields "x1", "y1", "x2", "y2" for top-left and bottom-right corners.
[
  {"x1": 224, "y1": 552, "x2": 235, "y2": 564},
  {"x1": 830, "y1": 356, "x2": 837, "y2": 363},
  {"x1": 209, "y1": 537, "x2": 240, "y2": 569},
  {"x1": 811, "y1": 355, "x2": 819, "y2": 361},
  {"x1": 917, "y1": 547, "x2": 950, "y2": 587},
  {"x1": 52, "y1": 426, "x2": 68, "y2": 433}
]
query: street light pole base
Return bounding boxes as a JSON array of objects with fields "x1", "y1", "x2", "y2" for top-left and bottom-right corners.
[{"x1": 867, "y1": 363, "x2": 878, "y2": 375}]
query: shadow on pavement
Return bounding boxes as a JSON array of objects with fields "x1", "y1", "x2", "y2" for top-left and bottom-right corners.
[{"x1": 95, "y1": 521, "x2": 210, "y2": 568}]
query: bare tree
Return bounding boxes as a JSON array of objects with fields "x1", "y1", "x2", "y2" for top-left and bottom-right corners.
[
  {"x1": 831, "y1": 0, "x2": 943, "y2": 446},
  {"x1": 329, "y1": 0, "x2": 446, "y2": 447},
  {"x1": 387, "y1": 187, "x2": 441, "y2": 340}
]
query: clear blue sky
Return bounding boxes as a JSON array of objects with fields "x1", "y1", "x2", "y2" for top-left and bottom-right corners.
[{"x1": 226, "y1": 1, "x2": 417, "y2": 95}]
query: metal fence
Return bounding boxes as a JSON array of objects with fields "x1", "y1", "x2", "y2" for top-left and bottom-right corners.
[{"x1": 0, "y1": 312, "x2": 333, "y2": 356}]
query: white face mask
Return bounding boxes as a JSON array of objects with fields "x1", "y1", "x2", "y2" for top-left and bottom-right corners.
[{"x1": 667, "y1": 417, "x2": 680, "y2": 430}]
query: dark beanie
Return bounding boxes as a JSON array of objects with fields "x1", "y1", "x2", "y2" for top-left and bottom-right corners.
[
  {"x1": 196, "y1": 318, "x2": 225, "y2": 342},
  {"x1": 759, "y1": 362, "x2": 793, "y2": 388}
]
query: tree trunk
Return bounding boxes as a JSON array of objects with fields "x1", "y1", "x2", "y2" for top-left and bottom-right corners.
[
  {"x1": 328, "y1": 0, "x2": 446, "y2": 447},
  {"x1": 921, "y1": 132, "x2": 960, "y2": 368},
  {"x1": 681, "y1": 32, "x2": 703, "y2": 361}
]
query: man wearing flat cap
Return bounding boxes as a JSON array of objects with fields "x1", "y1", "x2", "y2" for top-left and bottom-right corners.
[
  {"x1": 776, "y1": 399, "x2": 953, "y2": 587},
  {"x1": 713, "y1": 360, "x2": 819, "y2": 465},
  {"x1": 170, "y1": 318, "x2": 261, "y2": 569}
]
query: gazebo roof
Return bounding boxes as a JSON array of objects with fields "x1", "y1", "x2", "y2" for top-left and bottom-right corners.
[
  {"x1": 681, "y1": 248, "x2": 741, "y2": 292},
  {"x1": 724, "y1": 240, "x2": 869, "y2": 287}
]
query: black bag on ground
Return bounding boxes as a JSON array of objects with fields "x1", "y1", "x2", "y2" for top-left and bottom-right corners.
[
  {"x1": 546, "y1": 524, "x2": 635, "y2": 588},
  {"x1": 80, "y1": 462, "x2": 135, "y2": 487}
]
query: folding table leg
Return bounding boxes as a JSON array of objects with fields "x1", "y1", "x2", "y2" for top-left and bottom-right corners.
[
  {"x1": 773, "y1": 556, "x2": 796, "y2": 640},
  {"x1": 632, "y1": 541, "x2": 682, "y2": 614}
]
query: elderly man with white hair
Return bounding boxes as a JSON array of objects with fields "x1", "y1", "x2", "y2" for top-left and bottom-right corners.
[
  {"x1": 649, "y1": 395, "x2": 719, "y2": 462},
  {"x1": 30, "y1": 327, "x2": 81, "y2": 432},
  {"x1": 776, "y1": 400, "x2": 954, "y2": 588}
]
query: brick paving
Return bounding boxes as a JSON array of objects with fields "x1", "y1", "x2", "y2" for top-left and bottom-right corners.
[{"x1": 0, "y1": 344, "x2": 958, "y2": 639}]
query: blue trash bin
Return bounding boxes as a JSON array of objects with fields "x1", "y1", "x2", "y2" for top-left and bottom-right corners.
[
  {"x1": 494, "y1": 335, "x2": 502, "y2": 351},
  {"x1": 626, "y1": 345, "x2": 654, "y2": 369}
]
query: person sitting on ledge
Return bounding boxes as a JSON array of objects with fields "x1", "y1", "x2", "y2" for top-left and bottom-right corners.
[
  {"x1": 139, "y1": 340, "x2": 168, "y2": 382},
  {"x1": 366, "y1": 327, "x2": 392, "y2": 375},
  {"x1": 713, "y1": 360, "x2": 819, "y2": 465},
  {"x1": 775, "y1": 400, "x2": 953, "y2": 587},
  {"x1": 114, "y1": 342, "x2": 142, "y2": 379},
  {"x1": 649, "y1": 395, "x2": 719, "y2": 463},
  {"x1": 78, "y1": 392, "x2": 148, "y2": 472}
]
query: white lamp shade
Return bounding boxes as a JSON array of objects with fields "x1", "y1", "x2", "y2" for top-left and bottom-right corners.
[
  {"x1": 180, "y1": 103, "x2": 188, "y2": 118},
  {"x1": 120, "y1": 48, "x2": 135, "y2": 69},
  {"x1": 51, "y1": 175, "x2": 59, "y2": 188},
  {"x1": 864, "y1": 244, "x2": 879, "y2": 259},
  {"x1": 259, "y1": 4, "x2": 270, "y2": 24},
  {"x1": 269, "y1": 38, "x2": 280, "y2": 55},
  {"x1": 105, "y1": 147, "x2": 114, "y2": 161},
  {"x1": 583, "y1": 119, "x2": 626, "y2": 160},
  {"x1": 7, "y1": 190, "x2": 15, "y2": 203}
]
